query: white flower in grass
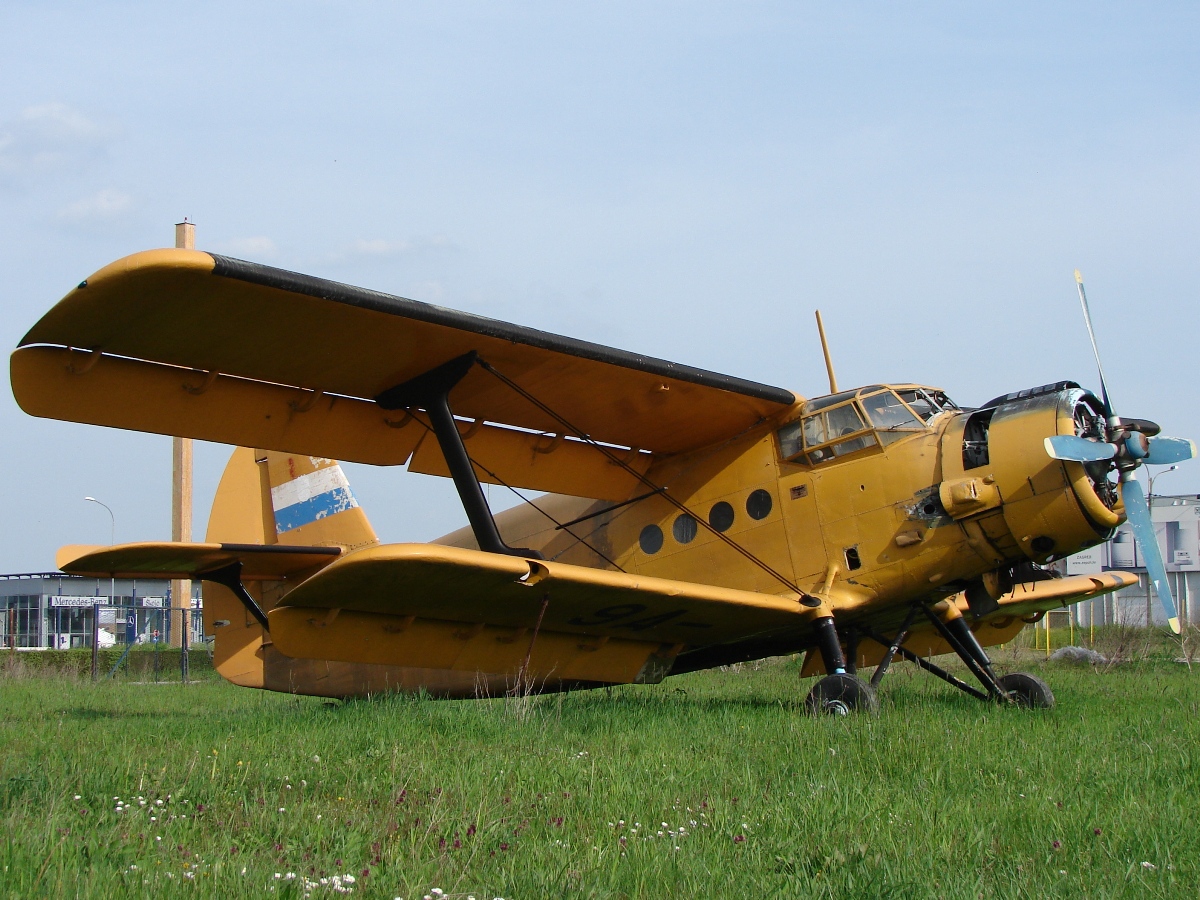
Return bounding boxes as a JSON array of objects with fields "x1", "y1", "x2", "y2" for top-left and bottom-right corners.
[
  {"x1": 1142, "y1": 862, "x2": 1157, "y2": 870},
  {"x1": 73, "y1": 794, "x2": 81, "y2": 800}
]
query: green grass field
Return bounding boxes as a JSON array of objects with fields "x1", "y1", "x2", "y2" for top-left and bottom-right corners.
[{"x1": 1, "y1": 643, "x2": 1197, "y2": 898}]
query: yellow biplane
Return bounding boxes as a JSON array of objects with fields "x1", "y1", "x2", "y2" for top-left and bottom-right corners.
[{"x1": 10, "y1": 251, "x2": 1195, "y2": 712}]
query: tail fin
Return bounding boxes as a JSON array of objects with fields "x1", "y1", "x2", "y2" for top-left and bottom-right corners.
[
  {"x1": 261, "y1": 452, "x2": 377, "y2": 550},
  {"x1": 203, "y1": 449, "x2": 377, "y2": 688}
]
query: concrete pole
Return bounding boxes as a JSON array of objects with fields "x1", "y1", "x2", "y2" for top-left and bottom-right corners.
[{"x1": 171, "y1": 221, "x2": 195, "y2": 669}]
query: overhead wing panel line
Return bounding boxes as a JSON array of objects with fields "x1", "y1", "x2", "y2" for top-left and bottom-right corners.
[{"x1": 475, "y1": 358, "x2": 809, "y2": 600}]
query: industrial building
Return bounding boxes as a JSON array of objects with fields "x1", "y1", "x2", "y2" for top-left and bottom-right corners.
[{"x1": 1058, "y1": 493, "x2": 1200, "y2": 628}]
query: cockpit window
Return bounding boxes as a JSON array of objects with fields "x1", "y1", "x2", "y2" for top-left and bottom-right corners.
[
  {"x1": 896, "y1": 388, "x2": 957, "y2": 421},
  {"x1": 781, "y1": 401, "x2": 877, "y2": 464},
  {"x1": 861, "y1": 391, "x2": 922, "y2": 430},
  {"x1": 777, "y1": 385, "x2": 954, "y2": 466}
]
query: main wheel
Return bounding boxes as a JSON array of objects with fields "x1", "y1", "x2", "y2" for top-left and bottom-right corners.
[
  {"x1": 805, "y1": 673, "x2": 880, "y2": 716},
  {"x1": 998, "y1": 672, "x2": 1055, "y2": 709}
]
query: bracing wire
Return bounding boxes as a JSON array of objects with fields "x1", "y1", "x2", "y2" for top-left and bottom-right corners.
[
  {"x1": 474, "y1": 357, "x2": 806, "y2": 598},
  {"x1": 407, "y1": 415, "x2": 627, "y2": 572}
]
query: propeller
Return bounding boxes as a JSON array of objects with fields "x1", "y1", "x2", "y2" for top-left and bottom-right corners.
[{"x1": 1042, "y1": 270, "x2": 1195, "y2": 633}]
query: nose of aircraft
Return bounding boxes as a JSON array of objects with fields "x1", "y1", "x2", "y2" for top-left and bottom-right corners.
[{"x1": 1043, "y1": 400, "x2": 1195, "y2": 634}]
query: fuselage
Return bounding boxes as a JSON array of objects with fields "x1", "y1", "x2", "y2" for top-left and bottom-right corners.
[{"x1": 477, "y1": 381, "x2": 1119, "y2": 627}]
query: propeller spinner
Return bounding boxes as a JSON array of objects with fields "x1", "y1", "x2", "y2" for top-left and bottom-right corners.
[{"x1": 1042, "y1": 271, "x2": 1195, "y2": 633}]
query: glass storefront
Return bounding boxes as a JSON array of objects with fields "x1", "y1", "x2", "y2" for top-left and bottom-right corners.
[{"x1": 0, "y1": 574, "x2": 203, "y2": 649}]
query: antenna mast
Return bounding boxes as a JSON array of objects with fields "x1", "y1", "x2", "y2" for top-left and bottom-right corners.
[{"x1": 815, "y1": 310, "x2": 839, "y2": 394}]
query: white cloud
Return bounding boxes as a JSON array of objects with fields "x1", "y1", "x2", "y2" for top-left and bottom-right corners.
[
  {"x1": 0, "y1": 103, "x2": 113, "y2": 176},
  {"x1": 327, "y1": 234, "x2": 458, "y2": 264},
  {"x1": 58, "y1": 188, "x2": 132, "y2": 222},
  {"x1": 214, "y1": 236, "x2": 278, "y2": 259},
  {"x1": 350, "y1": 238, "x2": 412, "y2": 257}
]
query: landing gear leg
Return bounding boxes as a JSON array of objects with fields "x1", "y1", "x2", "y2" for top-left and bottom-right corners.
[
  {"x1": 922, "y1": 607, "x2": 1056, "y2": 709},
  {"x1": 805, "y1": 617, "x2": 879, "y2": 716}
]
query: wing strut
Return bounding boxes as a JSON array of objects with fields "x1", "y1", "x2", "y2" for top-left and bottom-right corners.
[
  {"x1": 376, "y1": 352, "x2": 541, "y2": 559},
  {"x1": 200, "y1": 561, "x2": 270, "y2": 631}
]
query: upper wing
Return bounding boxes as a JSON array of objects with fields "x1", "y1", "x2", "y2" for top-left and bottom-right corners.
[{"x1": 12, "y1": 251, "x2": 796, "y2": 492}]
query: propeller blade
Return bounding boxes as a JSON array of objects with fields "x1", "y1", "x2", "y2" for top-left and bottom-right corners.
[
  {"x1": 1145, "y1": 436, "x2": 1198, "y2": 466},
  {"x1": 1075, "y1": 269, "x2": 1117, "y2": 423},
  {"x1": 1044, "y1": 434, "x2": 1117, "y2": 463},
  {"x1": 1120, "y1": 478, "x2": 1181, "y2": 634}
]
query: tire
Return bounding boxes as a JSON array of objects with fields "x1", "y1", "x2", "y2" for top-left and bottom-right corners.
[
  {"x1": 805, "y1": 672, "x2": 880, "y2": 716},
  {"x1": 998, "y1": 672, "x2": 1055, "y2": 709}
]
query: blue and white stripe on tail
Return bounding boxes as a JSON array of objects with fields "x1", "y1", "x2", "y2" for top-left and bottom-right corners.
[{"x1": 265, "y1": 454, "x2": 377, "y2": 550}]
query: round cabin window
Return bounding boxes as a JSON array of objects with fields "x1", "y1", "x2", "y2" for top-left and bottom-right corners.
[
  {"x1": 746, "y1": 489, "x2": 773, "y2": 520},
  {"x1": 639, "y1": 524, "x2": 664, "y2": 554},
  {"x1": 709, "y1": 501, "x2": 735, "y2": 533},
  {"x1": 673, "y1": 513, "x2": 698, "y2": 544}
]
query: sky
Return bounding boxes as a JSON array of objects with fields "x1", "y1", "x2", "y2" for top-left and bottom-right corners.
[{"x1": 1, "y1": 2, "x2": 1197, "y2": 570}]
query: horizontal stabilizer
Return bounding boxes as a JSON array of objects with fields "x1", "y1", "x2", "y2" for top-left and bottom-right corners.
[{"x1": 57, "y1": 541, "x2": 342, "y2": 580}]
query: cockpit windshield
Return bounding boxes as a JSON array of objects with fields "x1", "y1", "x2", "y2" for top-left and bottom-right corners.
[
  {"x1": 861, "y1": 391, "x2": 922, "y2": 430},
  {"x1": 895, "y1": 388, "x2": 957, "y2": 421},
  {"x1": 777, "y1": 385, "x2": 957, "y2": 466}
]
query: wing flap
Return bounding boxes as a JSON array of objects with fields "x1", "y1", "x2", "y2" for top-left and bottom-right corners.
[
  {"x1": 268, "y1": 608, "x2": 665, "y2": 685},
  {"x1": 57, "y1": 541, "x2": 342, "y2": 580},
  {"x1": 16, "y1": 249, "x2": 795, "y2": 456},
  {"x1": 271, "y1": 542, "x2": 809, "y2": 646},
  {"x1": 12, "y1": 346, "x2": 427, "y2": 466}
]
